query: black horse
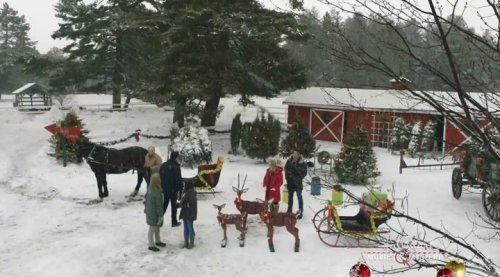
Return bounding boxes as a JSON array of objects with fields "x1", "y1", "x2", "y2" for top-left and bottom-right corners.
[{"x1": 77, "y1": 140, "x2": 148, "y2": 199}]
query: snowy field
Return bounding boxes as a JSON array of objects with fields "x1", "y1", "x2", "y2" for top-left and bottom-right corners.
[{"x1": 0, "y1": 94, "x2": 498, "y2": 277}]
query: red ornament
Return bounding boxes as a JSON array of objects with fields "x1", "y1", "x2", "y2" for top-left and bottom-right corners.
[
  {"x1": 436, "y1": 267, "x2": 452, "y2": 277},
  {"x1": 349, "y1": 262, "x2": 370, "y2": 277},
  {"x1": 133, "y1": 131, "x2": 140, "y2": 142}
]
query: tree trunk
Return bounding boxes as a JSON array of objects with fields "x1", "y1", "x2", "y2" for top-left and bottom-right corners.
[
  {"x1": 173, "y1": 97, "x2": 187, "y2": 128},
  {"x1": 200, "y1": 95, "x2": 221, "y2": 127},
  {"x1": 112, "y1": 32, "x2": 123, "y2": 109},
  {"x1": 201, "y1": 83, "x2": 223, "y2": 127},
  {"x1": 123, "y1": 93, "x2": 132, "y2": 109}
]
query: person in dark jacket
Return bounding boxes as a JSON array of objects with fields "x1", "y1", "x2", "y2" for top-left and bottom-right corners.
[
  {"x1": 180, "y1": 179, "x2": 197, "y2": 249},
  {"x1": 159, "y1": 151, "x2": 183, "y2": 227},
  {"x1": 144, "y1": 173, "x2": 166, "y2": 251},
  {"x1": 284, "y1": 150, "x2": 308, "y2": 219}
]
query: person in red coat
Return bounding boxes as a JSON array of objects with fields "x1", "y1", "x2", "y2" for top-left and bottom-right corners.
[{"x1": 263, "y1": 159, "x2": 284, "y2": 212}]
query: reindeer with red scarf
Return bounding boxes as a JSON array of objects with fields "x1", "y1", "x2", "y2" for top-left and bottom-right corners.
[
  {"x1": 260, "y1": 199, "x2": 300, "y2": 252},
  {"x1": 214, "y1": 204, "x2": 246, "y2": 247},
  {"x1": 233, "y1": 174, "x2": 267, "y2": 230}
]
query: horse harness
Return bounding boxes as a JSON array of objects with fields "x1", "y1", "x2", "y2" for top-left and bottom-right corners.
[{"x1": 85, "y1": 144, "x2": 137, "y2": 173}]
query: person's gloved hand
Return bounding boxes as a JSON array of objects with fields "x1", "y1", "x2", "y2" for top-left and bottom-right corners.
[{"x1": 157, "y1": 216, "x2": 164, "y2": 226}]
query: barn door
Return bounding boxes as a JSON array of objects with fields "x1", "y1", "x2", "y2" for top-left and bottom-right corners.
[{"x1": 310, "y1": 109, "x2": 344, "y2": 142}]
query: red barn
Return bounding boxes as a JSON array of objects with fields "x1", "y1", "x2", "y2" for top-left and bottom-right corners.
[{"x1": 282, "y1": 85, "x2": 493, "y2": 153}]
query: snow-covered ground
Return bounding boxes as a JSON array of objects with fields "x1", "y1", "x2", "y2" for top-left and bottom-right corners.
[{"x1": 0, "y1": 94, "x2": 498, "y2": 277}]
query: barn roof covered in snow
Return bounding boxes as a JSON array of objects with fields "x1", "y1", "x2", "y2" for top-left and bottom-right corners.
[{"x1": 282, "y1": 87, "x2": 500, "y2": 114}]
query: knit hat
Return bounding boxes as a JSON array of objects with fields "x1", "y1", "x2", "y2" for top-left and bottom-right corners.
[{"x1": 170, "y1": 151, "x2": 179, "y2": 161}]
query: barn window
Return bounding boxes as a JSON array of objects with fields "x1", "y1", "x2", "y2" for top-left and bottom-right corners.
[{"x1": 371, "y1": 112, "x2": 395, "y2": 148}]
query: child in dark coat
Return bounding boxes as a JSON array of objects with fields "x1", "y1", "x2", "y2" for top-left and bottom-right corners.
[{"x1": 180, "y1": 179, "x2": 197, "y2": 249}]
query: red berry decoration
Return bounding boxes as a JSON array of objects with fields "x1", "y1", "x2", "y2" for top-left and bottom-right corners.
[
  {"x1": 437, "y1": 267, "x2": 452, "y2": 277},
  {"x1": 349, "y1": 262, "x2": 371, "y2": 277}
]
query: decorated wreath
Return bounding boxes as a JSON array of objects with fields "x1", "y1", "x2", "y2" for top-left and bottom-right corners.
[{"x1": 317, "y1": 151, "x2": 331, "y2": 164}]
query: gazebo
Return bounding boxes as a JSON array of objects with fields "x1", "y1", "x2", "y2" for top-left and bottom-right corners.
[{"x1": 12, "y1": 83, "x2": 51, "y2": 111}]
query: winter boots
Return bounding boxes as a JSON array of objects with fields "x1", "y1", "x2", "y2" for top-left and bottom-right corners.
[
  {"x1": 271, "y1": 203, "x2": 280, "y2": 213},
  {"x1": 183, "y1": 235, "x2": 189, "y2": 249},
  {"x1": 183, "y1": 234, "x2": 195, "y2": 249},
  {"x1": 188, "y1": 234, "x2": 195, "y2": 249},
  {"x1": 148, "y1": 246, "x2": 160, "y2": 252}
]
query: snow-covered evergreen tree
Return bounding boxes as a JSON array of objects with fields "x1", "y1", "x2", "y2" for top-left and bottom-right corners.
[
  {"x1": 391, "y1": 117, "x2": 410, "y2": 150},
  {"x1": 408, "y1": 121, "x2": 422, "y2": 156},
  {"x1": 280, "y1": 117, "x2": 316, "y2": 158},
  {"x1": 421, "y1": 120, "x2": 437, "y2": 152},
  {"x1": 246, "y1": 113, "x2": 281, "y2": 162},
  {"x1": 171, "y1": 126, "x2": 212, "y2": 167},
  {"x1": 334, "y1": 125, "x2": 380, "y2": 185}
]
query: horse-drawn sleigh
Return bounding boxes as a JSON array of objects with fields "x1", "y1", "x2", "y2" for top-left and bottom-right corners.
[{"x1": 452, "y1": 148, "x2": 500, "y2": 222}]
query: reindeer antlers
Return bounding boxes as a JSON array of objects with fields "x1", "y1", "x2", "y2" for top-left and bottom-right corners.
[{"x1": 233, "y1": 173, "x2": 249, "y2": 193}]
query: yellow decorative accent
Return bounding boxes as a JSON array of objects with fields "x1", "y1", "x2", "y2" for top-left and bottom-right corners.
[
  {"x1": 325, "y1": 199, "x2": 393, "y2": 240},
  {"x1": 445, "y1": 260, "x2": 466, "y2": 277},
  {"x1": 196, "y1": 156, "x2": 224, "y2": 191},
  {"x1": 282, "y1": 187, "x2": 288, "y2": 204}
]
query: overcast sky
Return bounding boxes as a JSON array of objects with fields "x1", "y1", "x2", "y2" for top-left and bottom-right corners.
[{"x1": 2, "y1": 0, "x2": 494, "y2": 54}]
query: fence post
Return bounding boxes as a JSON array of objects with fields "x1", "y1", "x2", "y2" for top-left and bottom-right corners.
[{"x1": 399, "y1": 149, "x2": 406, "y2": 174}]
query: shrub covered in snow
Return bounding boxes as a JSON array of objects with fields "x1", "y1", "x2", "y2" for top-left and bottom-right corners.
[
  {"x1": 391, "y1": 117, "x2": 410, "y2": 150},
  {"x1": 171, "y1": 126, "x2": 212, "y2": 167}
]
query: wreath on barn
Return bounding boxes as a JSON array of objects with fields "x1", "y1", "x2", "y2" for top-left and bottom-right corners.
[{"x1": 317, "y1": 151, "x2": 331, "y2": 164}]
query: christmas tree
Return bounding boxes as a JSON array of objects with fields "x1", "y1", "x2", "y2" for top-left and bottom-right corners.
[
  {"x1": 280, "y1": 116, "x2": 316, "y2": 158},
  {"x1": 408, "y1": 121, "x2": 422, "y2": 157},
  {"x1": 245, "y1": 113, "x2": 281, "y2": 162},
  {"x1": 421, "y1": 120, "x2": 437, "y2": 152},
  {"x1": 334, "y1": 125, "x2": 380, "y2": 185},
  {"x1": 48, "y1": 111, "x2": 90, "y2": 164},
  {"x1": 171, "y1": 126, "x2": 212, "y2": 167},
  {"x1": 230, "y1": 113, "x2": 242, "y2": 154},
  {"x1": 391, "y1": 117, "x2": 410, "y2": 150}
]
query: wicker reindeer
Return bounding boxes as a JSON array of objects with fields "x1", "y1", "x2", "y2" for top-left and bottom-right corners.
[
  {"x1": 260, "y1": 199, "x2": 300, "y2": 252},
  {"x1": 213, "y1": 204, "x2": 246, "y2": 247},
  {"x1": 233, "y1": 174, "x2": 267, "y2": 230}
]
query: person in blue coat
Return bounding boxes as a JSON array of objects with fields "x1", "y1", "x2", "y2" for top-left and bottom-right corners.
[{"x1": 159, "y1": 151, "x2": 183, "y2": 227}]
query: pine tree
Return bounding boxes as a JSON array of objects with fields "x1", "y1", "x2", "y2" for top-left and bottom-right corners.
[
  {"x1": 49, "y1": 111, "x2": 90, "y2": 164},
  {"x1": 421, "y1": 120, "x2": 437, "y2": 152},
  {"x1": 0, "y1": 3, "x2": 37, "y2": 94},
  {"x1": 171, "y1": 126, "x2": 212, "y2": 167},
  {"x1": 246, "y1": 113, "x2": 281, "y2": 162},
  {"x1": 334, "y1": 125, "x2": 380, "y2": 185},
  {"x1": 53, "y1": 0, "x2": 161, "y2": 106},
  {"x1": 408, "y1": 121, "x2": 422, "y2": 156},
  {"x1": 391, "y1": 117, "x2": 411, "y2": 150},
  {"x1": 280, "y1": 117, "x2": 316, "y2": 158},
  {"x1": 157, "y1": 0, "x2": 308, "y2": 127},
  {"x1": 240, "y1": 122, "x2": 252, "y2": 152},
  {"x1": 230, "y1": 113, "x2": 242, "y2": 154}
]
